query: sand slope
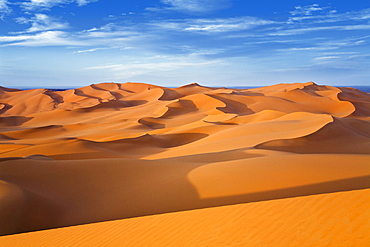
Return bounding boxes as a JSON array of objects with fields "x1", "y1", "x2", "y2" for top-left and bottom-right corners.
[
  {"x1": 0, "y1": 188, "x2": 369, "y2": 246},
  {"x1": 0, "y1": 82, "x2": 369, "y2": 244}
]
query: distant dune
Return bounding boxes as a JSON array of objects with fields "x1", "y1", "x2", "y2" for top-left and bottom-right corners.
[{"x1": 0, "y1": 82, "x2": 369, "y2": 246}]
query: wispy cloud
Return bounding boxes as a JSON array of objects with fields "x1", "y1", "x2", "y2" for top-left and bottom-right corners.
[
  {"x1": 184, "y1": 17, "x2": 274, "y2": 32},
  {"x1": 310, "y1": 53, "x2": 370, "y2": 70},
  {"x1": 314, "y1": 56, "x2": 341, "y2": 60},
  {"x1": 289, "y1": 4, "x2": 327, "y2": 16},
  {"x1": 81, "y1": 23, "x2": 142, "y2": 38},
  {"x1": 84, "y1": 54, "x2": 223, "y2": 79},
  {"x1": 75, "y1": 24, "x2": 158, "y2": 49},
  {"x1": 0, "y1": 31, "x2": 83, "y2": 46},
  {"x1": 148, "y1": 0, "x2": 231, "y2": 14},
  {"x1": 73, "y1": 47, "x2": 108, "y2": 54},
  {"x1": 279, "y1": 36, "x2": 369, "y2": 52},
  {"x1": 1, "y1": 1, "x2": 369, "y2": 77},
  {"x1": 0, "y1": 21, "x2": 154, "y2": 47},
  {"x1": 151, "y1": 17, "x2": 274, "y2": 33},
  {"x1": 21, "y1": 0, "x2": 98, "y2": 11},
  {"x1": 288, "y1": 5, "x2": 370, "y2": 24},
  {"x1": 14, "y1": 14, "x2": 68, "y2": 33},
  {"x1": 0, "y1": 0, "x2": 11, "y2": 19},
  {"x1": 73, "y1": 46, "x2": 132, "y2": 54},
  {"x1": 270, "y1": 24, "x2": 370, "y2": 36},
  {"x1": 348, "y1": 54, "x2": 370, "y2": 59}
]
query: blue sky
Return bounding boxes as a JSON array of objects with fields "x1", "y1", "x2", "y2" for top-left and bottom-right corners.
[{"x1": 0, "y1": 0, "x2": 369, "y2": 88}]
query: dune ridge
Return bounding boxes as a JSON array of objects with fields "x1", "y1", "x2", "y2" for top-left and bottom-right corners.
[{"x1": 0, "y1": 82, "x2": 369, "y2": 245}]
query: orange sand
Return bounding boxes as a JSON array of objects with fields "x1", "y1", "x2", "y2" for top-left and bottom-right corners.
[
  {"x1": 0, "y1": 82, "x2": 369, "y2": 245},
  {"x1": 0, "y1": 188, "x2": 369, "y2": 247}
]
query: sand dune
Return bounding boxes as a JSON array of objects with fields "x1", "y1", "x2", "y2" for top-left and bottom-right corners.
[
  {"x1": 0, "y1": 188, "x2": 368, "y2": 247},
  {"x1": 0, "y1": 82, "x2": 369, "y2": 245}
]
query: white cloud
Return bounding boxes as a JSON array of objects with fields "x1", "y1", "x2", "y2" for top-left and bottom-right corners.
[
  {"x1": 84, "y1": 54, "x2": 222, "y2": 79},
  {"x1": 0, "y1": 31, "x2": 84, "y2": 46},
  {"x1": 0, "y1": 0, "x2": 11, "y2": 19},
  {"x1": 0, "y1": 34, "x2": 33, "y2": 42},
  {"x1": 279, "y1": 36, "x2": 369, "y2": 52},
  {"x1": 14, "y1": 14, "x2": 68, "y2": 33},
  {"x1": 273, "y1": 67, "x2": 310, "y2": 72},
  {"x1": 73, "y1": 47, "x2": 107, "y2": 53},
  {"x1": 149, "y1": 0, "x2": 231, "y2": 14},
  {"x1": 82, "y1": 30, "x2": 135, "y2": 38},
  {"x1": 321, "y1": 52, "x2": 358, "y2": 55},
  {"x1": 0, "y1": 21, "x2": 153, "y2": 47},
  {"x1": 77, "y1": 24, "x2": 155, "y2": 47},
  {"x1": 339, "y1": 24, "x2": 370, "y2": 30},
  {"x1": 184, "y1": 17, "x2": 274, "y2": 32},
  {"x1": 73, "y1": 46, "x2": 132, "y2": 54},
  {"x1": 75, "y1": 0, "x2": 96, "y2": 6},
  {"x1": 290, "y1": 4, "x2": 325, "y2": 16},
  {"x1": 21, "y1": 0, "x2": 98, "y2": 11},
  {"x1": 287, "y1": 46, "x2": 334, "y2": 52},
  {"x1": 151, "y1": 17, "x2": 274, "y2": 33},
  {"x1": 288, "y1": 7, "x2": 370, "y2": 24},
  {"x1": 270, "y1": 24, "x2": 370, "y2": 36},
  {"x1": 312, "y1": 53, "x2": 370, "y2": 67},
  {"x1": 314, "y1": 56, "x2": 340, "y2": 60},
  {"x1": 348, "y1": 54, "x2": 370, "y2": 59}
]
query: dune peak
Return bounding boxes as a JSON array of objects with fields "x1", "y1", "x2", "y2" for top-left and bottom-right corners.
[{"x1": 178, "y1": 82, "x2": 204, "y2": 88}]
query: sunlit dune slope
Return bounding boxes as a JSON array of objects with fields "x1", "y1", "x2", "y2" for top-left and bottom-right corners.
[{"x1": 0, "y1": 81, "x2": 369, "y2": 243}]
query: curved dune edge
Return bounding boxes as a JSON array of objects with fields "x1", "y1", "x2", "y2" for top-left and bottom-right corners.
[
  {"x1": 1, "y1": 82, "x2": 370, "y2": 238},
  {"x1": 187, "y1": 154, "x2": 370, "y2": 199},
  {"x1": 144, "y1": 112, "x2": 333, "y2": 159},
  {"x1": 0, "y1": 188, "x2": 369, "y2": 247},
  {"x1": 256, "y1": 117, "x2": 370, "y2": 154}
]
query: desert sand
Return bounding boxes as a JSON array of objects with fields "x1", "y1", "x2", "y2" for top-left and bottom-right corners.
[{"x1": 0, "y1": 81, "x2": 369, "y2": 246}]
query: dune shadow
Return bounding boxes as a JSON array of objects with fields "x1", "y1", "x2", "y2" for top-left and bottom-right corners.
[
  {"x1": 232, "y1": 91, "x2": 264, "y2": 96},
  {"x1": 109, "y1": 91, "x2": 125, "y2": 100},
  {"x1": 74, "y1": 89, "x2": 101, "y2": 101},
  {"x1": 117, "y1": 83, "x2": 135, "y2": 93},
  {"x1": 254, "y1": 118, "x2": 370, "y2": 154},
  {"x1": 0, "y1": 103, "x2": 13, "y2": 114},
  {"x1": 195, "y1": 176, "x2": 370, "y2": 209},
  {"x1": 161, "y1": 99, "x2": 198, "y2": 118},
  {"x1": 44, "y1": 91, "x2": 64, "y2": 104},
  {"x1": 124, "y1": 100, "x2": 148, "y2": 107},
  {"x1": 207, "y1": 94, "x2": 255, "y2": 115},
  {"x1": 203, "y1": 120, "x2": 238, "y2": 125},
  {"x1": 1, "y1": 155, "x2": 368, "y2": 236},
  {"x1": 0, "y1": 157, "x2": 23, "y2": 162},
  {"x1": 337, "y1": 88, "x2": 370, "y2": 117},
  {"x1": 0, "y1": 158, "x2": 203, "y2": 235},
  {"x1": 138, "y1": 118, "x2": 165, "y2": 129},
  {"x1": 0, "y1": 133, "x2": 18, "y2": 140},
  {"x1": 157, "y1": 148, "x2": 262, "y2": 163},
  {"x1": 9, "y1": 189, "x2": 69, "y2": 236},
  {"x1": 0, "y1": 86, "x2": 21, "y2": 92},
  {"x1": 158, "y1": 88, "x2": 184, "y2": 101},
  {"x1": 156, "y1": 133, "x2": 209, "y2": 148},
  {"x1": 0, "y1": 116, "x2": 33, "y2": 127},
  {"x1": 75, "y1": 100, "x2": 148, "y2": 112},
  {"x1": 53, "y1": 132, "x2": 210, "y2": 159},
  {"x1": 90, "y1": 84, "x2": 111, "y2": 91},
  {"x1": 91, "y1": 83, "x2": 139, "y2": 99}
]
